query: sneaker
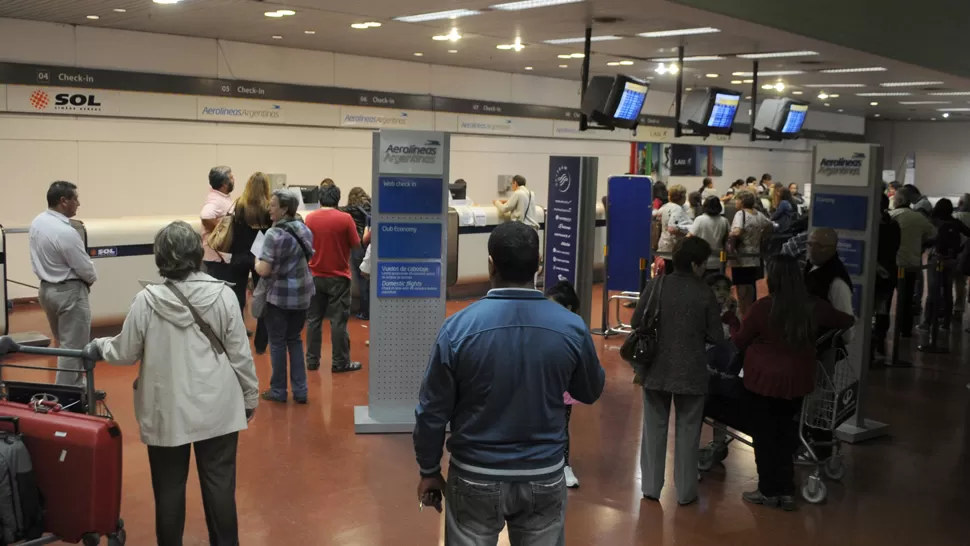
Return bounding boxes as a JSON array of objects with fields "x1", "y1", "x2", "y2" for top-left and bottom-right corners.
[
  {"x1": 564, "y1": 466, "x2": 579, "y2": 488},
  {"x1": 779, "y1": 495, "x2": 797, "y2": 512},
  {"x1": 332, "y1": 362, "x2": 363, "y2": 373},
  {"x1": 307, "y1": 362, "x2": 320, "y2": 371},
  {"x1": 261, "y1": 391, "x2": 286, "y2": 403},
  {"x1": 294, "y1": 396, "x2": 308, "y2": 405},
  {"x1": 742, "y1": 489, "x2": 779, "y2": 508}
]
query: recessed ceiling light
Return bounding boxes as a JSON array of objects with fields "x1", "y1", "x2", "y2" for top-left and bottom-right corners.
[
  {"x1": 775, "y1": 82, "x2": 786, "y2": 91},
  {"x1": 880, "y1": 81, "x2": 944, "y2": 87},
  {"x1": 927, "y1": 91, "x2": 970, "y2": 96},
  {"x1": 351, "y1": 22, "x2": 381, "y2": 29},
  {"x1": 943, "y1": 113, "x2": 951, "y2": 118},
  {"x1": 607, "y1": 62, "x2": 621, "y2": 67},
  {"x1": 792, "y1": 91, "x2": 803, "y2": 95},
  {"x1": 802, "y1": 84, "x2": 866, "y2": 88},
  {"x1": 491, "y1": 0, "x2": 583, "y2": 10},
  {"x1": 153, "y1": 0, "x2": 182, "y2": 4},
  {"x1": 304, "y1": 30, "x2": 316, "y2": 34},
  {"x1": 874, "y1": 114, "x2": 881, "y2": 117},
  {"x1": 559, "y1": 64, "x2": 568, "y2": 68},
  {"x1": 272, "y1": 35, "x2": 283, "y2": 39},
  {"x1": 113, "y1": 8, "x2": 126, "y2": 12},
  {"x1": 685, "y1": 87, "x2": 693, "y2": 92},
  {"x1": 433, "y1": 28, "x2": 462, "y2": 41},
  {"x1": 543, "y1": 35, "x2": 622, "y2": 45},
  {"x1": 745, "y1": 95, "x2": 752, "y2": 99},
  {"x1": 656, "y1": 62, "x2": 679, "y2": 75},
  {"x1": 870, "y1": 101, "x2": 879, "y2": 106},
  {"x1": 638, "y1": 27, "x2": 720, "y2": 38},
  {"x1": 448, "y1": 49, "x2": 458, "y2": 53},
  {"x1": 732, "y1": 70, "x2": 804, "y2": 77},
  {"x1": 86, "y1": 15, "x2": 100, "y2": 20},
  {"x1": 820, "y1": 67, "x2": 886, "y2": 73},
  {"x1": 265, "y1": 11, "x2": 284, "y2": 18},
  {"x1": 557, "y1": 54, "x2": 571, "y2": 59},
  {"x1": 654, "y1": 55, "x2": 724, "y2": 62},
  {"x1": 829, "y1": 93, "x2": 839, "y2": 98},
  {"x1": 931, "y1": 117, "x2": 937, "y2": 120},
  {"x1": 496, "y1": 38, "x2": 526, "y2": 51},
  {"x1": 277, "y1": 9, "x2": 296, "y2": 16},
  {"x1": 743, "y1": 79, "x2": 754, "y2": 84},
  {"x1": 413, "y1": 52, "x2": 424, "y2": 56},
  {"x1": 824, "y1": 103, "x2": 831, "y2": 107},
  {"x1": 394, "y1": 9, "x2": 480, "y2": 23},
  {"x1": 898, "y1": 100, "x2": 951, "y2": 105},
  {"x1": 761, "y1": 84, "x2": 774, "y2": 90},
  {"x1": 856, "y1": 92, "x2": 912, "y2": 96},
  {"x1": 569, "y1": 53, "x2": 584, "y2": 58},
  {"x1": 936, "y1": 107, "x2": 970, "y2": 111},
  {"x1": 706, "y1": 73, "x2": 719, "y2": 78},
  {"x1": 525, "y1": 66, "x2": 533, "y2": 70},
  {"x1": 619, "y1": 60, "x2": 634, "y2": 66},
  {"x1": 730, "y1": 80, "x2": 742, "y2": 84},
  {"x1": 738, "y1": 51, "x2": 818, "y2": 59},
  {"x1": 838, "y1": 108, "x2": 844, "y2": 112},
  {"x1": 818, "y1": 92, "x2": 829, "y2": 99}
]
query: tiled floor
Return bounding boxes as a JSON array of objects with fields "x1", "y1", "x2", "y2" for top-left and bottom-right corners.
[{"x1": 4, "y1": 285, "x2": 970, "y2": 545}]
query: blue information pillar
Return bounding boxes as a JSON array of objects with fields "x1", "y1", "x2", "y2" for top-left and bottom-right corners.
[
  {"x1": 355, "y1": 130, "x2": 449, "y2": 434},
  {"x1": 809, "y1": 142, "x2": 888, "y2": 443}
]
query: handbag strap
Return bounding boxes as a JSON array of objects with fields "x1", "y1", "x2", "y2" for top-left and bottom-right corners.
[
  {"x1": 638, "y1": 275, "x2": 665, "y2": 328},
  {"x1": 164, "y1": 282, "x2": 227, "y2": 355}
]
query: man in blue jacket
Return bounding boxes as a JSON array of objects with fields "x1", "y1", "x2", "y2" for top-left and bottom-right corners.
[{"x1": 413, "y1": 221, "x2": 605, "y2": 545}]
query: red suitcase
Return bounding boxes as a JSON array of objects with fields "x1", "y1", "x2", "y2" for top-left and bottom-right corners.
[{"x1": 0, "y1": 338, "x2": 126, "y2": 545}]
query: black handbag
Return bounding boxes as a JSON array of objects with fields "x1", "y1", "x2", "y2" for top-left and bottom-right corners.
[{"x1": 620, "y1": 276, "x2": 665, "y2": 384}]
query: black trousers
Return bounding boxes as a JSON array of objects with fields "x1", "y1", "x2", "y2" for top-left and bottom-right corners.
[
  {"x1": 748, "y1": 391, "x2": 801, "y2": 497},
  {"x1": 147, "y1": 432, "x2": 240, "y2": 546},
  {"x1": 896, "y1": 269, "x2": 919, "y2": 336}
]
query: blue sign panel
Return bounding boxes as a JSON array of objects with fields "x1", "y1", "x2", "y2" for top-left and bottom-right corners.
[
  {"x1": 606, "y1": 175, "x2": 653, "y2": 292},
  {"x1": 837, "y1": 239, "x2": 866, "y2": 277},
  {"x1": 811, "y1": 194, "x2": 869, "y2": 232},
  {"x1": 378, "y1": 177, "x2": 443, "y2": 214},
  {"x1": 377, "y1": 261, "x2": 441, "y2": 298},
  {"x1": 544, "y1": 156, "x2": 582, "y2": 289},
  {"x1": 377, "y1": 223, "x2": 442, "y2": 259},
  {"x1": 852, "y1": 284, "x2": 863, "y2": 316}
]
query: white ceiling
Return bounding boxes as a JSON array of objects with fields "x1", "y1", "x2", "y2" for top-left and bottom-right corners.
[{"x1": 1, "y1": 0, "x2": 968, "y2": 121}]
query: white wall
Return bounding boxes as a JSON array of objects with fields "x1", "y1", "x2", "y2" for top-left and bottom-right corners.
[{"x1": 867, "y1": 120, "x2": 970, "y2": 196}]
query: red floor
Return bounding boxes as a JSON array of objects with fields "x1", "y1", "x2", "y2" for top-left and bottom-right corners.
[{"x1": 5, "y1": 285, "x2": 970, "y2": 545}]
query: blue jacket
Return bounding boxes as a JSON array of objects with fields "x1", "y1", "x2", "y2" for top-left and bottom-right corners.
[{"x1": 413, "y1": 288, "x2": 605, "y2": 482}]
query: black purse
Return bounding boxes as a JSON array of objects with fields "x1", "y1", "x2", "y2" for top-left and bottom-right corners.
[{"x1": 620, "y1": 276, "x2": 665, "y2": 384}]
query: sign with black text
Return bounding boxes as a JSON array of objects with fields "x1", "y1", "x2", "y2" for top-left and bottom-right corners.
[{"x1": 544, "y1": 156, "x2": 582, "y2": 288}]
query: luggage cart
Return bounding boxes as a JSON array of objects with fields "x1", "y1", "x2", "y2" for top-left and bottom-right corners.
[
  {"x1": 0, "y1": 337, "x2": 126, "y2": 546},
  {"x1": 604, "y1": 291, "x2": 639, "y2": 336}
]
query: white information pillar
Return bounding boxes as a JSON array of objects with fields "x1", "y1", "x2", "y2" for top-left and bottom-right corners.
[
  {"x1": 809, "y1": 142, "x2": 889, "y2": 443},
  {"x1": 354, "y1": 130, "x2": 450, "y2": 434}
]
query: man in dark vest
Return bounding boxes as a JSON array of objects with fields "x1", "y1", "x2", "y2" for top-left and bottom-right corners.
[{"x1": 802, "y1": 226, "x2": 854, "y2": 460}]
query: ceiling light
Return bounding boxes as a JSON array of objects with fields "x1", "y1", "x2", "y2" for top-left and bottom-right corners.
[
  {"x1": 928, "y1": 91, "x2": 970, "y2": 96},
  {"x1": 365, "y1": 22, "x2": 381, "y2": 27},
  {"x1": 685, "y1": 87, "x2": 693, "y2": 92},
  {"x1": 491, "y1": 0, "x2": 583, "y2": 9},
  {"x1": 857, "y1": 92, "x2": 912, "y2": 97},
  {"x1": 874, "y1": 114, "x2": 881, "y2": 117},
  {"x1": 607, "y1": 62, "x2": 621, "y2": 67},
  {"x1": 433, "y1": 28, "x2": 462, "y2": 41},
  {"x1": 543, "y1": 35, "x2": 622, "y2": 45},
  {"x1": 792, "y1": 91, "x2": 803, "y2": 95},
  {"x1": 829, "y1": 93, "x2": 839, "y2": 98},
  {"x1": 394, "y1": 9, "x2": 480, "y2": 23},
  {"x1": 743, "y1": 79, "x2": 754, "y2": 84},
  {"x1": 351, "y1": 22, "x2": 381, "y2": 29},
  {"x1": 557, "y1": 54, "x2": 571, "y2": 59},
  {"x1": 272, "y1": 35, "x2": 283, "y2": 39},
  {"x1": 153, "y1": 0, "x2": 182, "y2": 4},
  {"x1": 525, "y1": 66, "x2": 533, "y2": 70},
  {"x1": 737, "y1": 51, "x2": 818, "y2": 59},
  {"x1": 761, "y1": 84, "x2": 774, "y2": 90},
  {"x1": 706, "y1": 73, "x2": 719, "y2": 78},
  {"x1": 265, "y1": 9, "x2": 296, "y2": 17},
  {"x1": 86, "y1": 15, "x2": 99, "y2": 20},
  {"x1": 818, "y1": 92, "x2": 829, "y2": 100},
  {"x1": 943, "y1": 113, "x2": 951, "y2": 118},
  {"x1": 656, "y1": 62, "x2": 678, "y2": 75},
  {"x1": 801, "y1": 84, "x2": 866, "y2": 88},
  {"x1": 870, "y1": 101, "x2": 879, "y2": 106},
  {"x1": 569, "y1": 53, "x2": 584, "y2": 58},
  {"x1": 305, "y1": 30, "x2": 316, "y2": 34},
  {"x1": 448, "y1": 49, "x2": 458, "y2": 53},
  {"x1": 745, "y1": 95, "x2": 752, "y2": 99},
  {"x1": 931, "y1": 117, "x2": 937, "y2": 120},
  {"x1": 732, "y1": 70, "x2": 804, "y2": 77},
  {"x1": 820, "y1": 67, "x2": 887, "y2": 73},
  {"x1": 936, "y1": 107, "x2": 970, "y2": 111},
  {"x1": 414, "y1": 52, "x2": 424, "y2": 57},
  {"x1": 559, "y1": 64, "x2": 568, "y2": 68},
  {"x1": 277, "y1": 9, "x2": 295, "y2": 16},
  {"x1": 113, "y1": 8, "x2": 127, "y2": 12},
  {"x1": 619, "y1": 60, "x2": 634, "y2": 66},
  {"x1": 639, "y1": 27, "x2": 720, "y2": 38},
  {"x1": 824, "y1": 103, "x2": 831, "y2": 107},
  {"x1": 654, "y1": 55, "x2": 724, "y2": 62},
  {"x1": 775, "y1": 82, "x2": 786, "y2": 91},
  {"x1": 880, "y1": 81, "x2": 944, "y2": 87},
  {"x1": 838, "y1": 109, "x2": 844, "y2": 112},
  {"x1": 730, "y1": 80, "x2": 742, "y2": 84},
  {"x1": 898, "y1": 100, "x2": 951, "y2": 105}
]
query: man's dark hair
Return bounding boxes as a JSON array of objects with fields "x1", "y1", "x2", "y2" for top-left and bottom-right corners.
[
  {"x1": 546, "y1": 280, "x2": 580, "y2": 314},
  {"x1": 746, "y1": 176, "x2": 757, "y2": 184},
  {"x1": 897, "y1": 185, "x2": 920, "y2": 206},
  {"x1": 487, "y1": 222, "x2": 539, "y2": 284},
  {"x1": 672, "y1": 237, "x2": 711, "y2": 273},
  {"x1": 208, "y1": 166, "x2": 232, "y2": 190},
  {"x1": 320, "y1": 184, "x2": 341, "y2": 207},
  {"x1": 512, "y1": 174, "x2": 526, "y2": 186},
  {"x1": 703, "y1": 195, "x2": 723, "y2": 216},
  {"x1": 731, "y1": 179, "x2": 745, "y2": 189},
  {"x1": 761, "y1": 173, "x2": 772, "y2": 182},
  {"x1": 46, "y1": 181, "x2": 77, "y2": 208}
]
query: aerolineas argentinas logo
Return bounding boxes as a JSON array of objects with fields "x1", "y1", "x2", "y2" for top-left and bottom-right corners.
[
  {"x1": 383, "y1": 139, "x2": 440, "y2": 166},
  {"x1": 818, "y1": 151, "x2": 865, "y2": 177}
]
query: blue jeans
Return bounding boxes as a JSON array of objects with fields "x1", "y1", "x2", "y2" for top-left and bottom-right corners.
[
  {"x1": 351, "y1": 246, "x2": 370, "y2": 318},
  {"x1": 265, "y1": 304, "x2": 308, "y2": 400},
  {"x1": 444, "y1": 472, "x2": 567, "y2": 546}
]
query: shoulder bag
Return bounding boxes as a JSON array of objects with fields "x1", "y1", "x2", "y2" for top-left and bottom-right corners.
[
  {"x1": 164, "y1": 282, "x2": 227, "y2": 355},
  {"x1": 620, "y1": 276, "x2": 665, "y2": 385},
  {"x1": 206, "y1": 202, "x2": 236, "y2": 255}
]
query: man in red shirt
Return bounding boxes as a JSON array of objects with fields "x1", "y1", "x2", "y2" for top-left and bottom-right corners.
[{"x1": 304, "y1": 184, "x2": 362, "y2": 373}]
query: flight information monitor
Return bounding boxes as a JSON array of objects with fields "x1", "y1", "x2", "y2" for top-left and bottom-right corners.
[
  {"x1": 782, "y1": 103, "x2": 809, "y2": 133},
  {"x1": 613, "y1": 81, "x2": 648, "y2": 121},
  {"x1": 707, "y1": 92, "x2": 740, "y2": 128}
]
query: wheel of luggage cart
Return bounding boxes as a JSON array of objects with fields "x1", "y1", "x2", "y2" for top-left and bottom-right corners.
[
  {"x1": 82, "y1": 533, "x2": 100, "y2": 546},
  {"x1": 801, "y1": 474, "x2": 827, "y2": 504},
  {"x1": 107, "y1": 518, "x2": 127, "y2": 546},
  {"x1": 823, "y1": 455, "x2": 846, "y2": 481}
]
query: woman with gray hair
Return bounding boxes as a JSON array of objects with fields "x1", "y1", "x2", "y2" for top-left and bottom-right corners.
[
  {"x1": 256, "y1": 189, "x2": 315, "y2": 403},
  {"x1": 92, "y1": 220, "x2": 259, "y2": 546}
]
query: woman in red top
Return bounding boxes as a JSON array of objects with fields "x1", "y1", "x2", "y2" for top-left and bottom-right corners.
[{"x1": 725, "y1": 255, "x2": 854, "y2": 511}]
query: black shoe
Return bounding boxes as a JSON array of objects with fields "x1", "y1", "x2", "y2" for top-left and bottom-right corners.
[
  {"x1": 332, "y1": 362, "x2": 363, "y2": 373},
  {"x1": 294, "y1": 396, "x2": 308, "y2": 405},
  {"x1": 261, "y1": 391, "x2": 287, "y2": 403},
  {"x1": 307, "y1": 363, "x2": 320, "y2": 371}
]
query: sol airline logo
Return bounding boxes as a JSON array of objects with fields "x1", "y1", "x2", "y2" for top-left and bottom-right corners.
[{"x1": 29, "y1": 90, "x2": 50, "y2": 110}]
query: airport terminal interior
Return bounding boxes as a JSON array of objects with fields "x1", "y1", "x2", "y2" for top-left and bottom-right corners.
[{"x1": 0, "y1": 0, "x2": 969, "y2": 544}]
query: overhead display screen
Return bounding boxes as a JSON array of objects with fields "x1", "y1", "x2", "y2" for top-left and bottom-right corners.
[
  {"x1": 707, "y1": 92, "x2": 740, "y2": 128},
  {"x1": 782, "y1": 103, "x2": 809, "y2": 133},
  {"x1": 613, "y1": 81, "x2": 648, "y2": 121}
]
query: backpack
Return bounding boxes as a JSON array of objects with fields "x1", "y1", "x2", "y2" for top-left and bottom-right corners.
[{"x1": 0, "y1": 418, "x2": 43, "y2": 545}]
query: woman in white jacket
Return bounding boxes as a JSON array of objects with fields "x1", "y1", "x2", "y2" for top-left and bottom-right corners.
[{"x1": 93, "y1": 220, "x2": 259, "y2": 546}]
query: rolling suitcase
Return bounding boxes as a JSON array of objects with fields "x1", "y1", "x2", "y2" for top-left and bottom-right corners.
[{"x1": 0, "y1": 337, "x2": 125, "y2": 546}]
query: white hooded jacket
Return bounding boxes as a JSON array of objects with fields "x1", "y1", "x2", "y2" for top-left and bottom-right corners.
[{"x1": 94, "y1": 272, "x2": 259, "y2": 447}]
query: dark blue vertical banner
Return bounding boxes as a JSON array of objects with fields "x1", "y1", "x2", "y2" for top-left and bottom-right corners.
[
  {"x1": 606, "y1": 176, "x2": 653, "y2": 292},
  {"x1": 544, "y1": 156, "x2": 582, "y2": 289}
]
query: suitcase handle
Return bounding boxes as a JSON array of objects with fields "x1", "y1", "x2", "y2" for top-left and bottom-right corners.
[{"x1": 0, "y1": 416, "x2": 20, "y2": 435}]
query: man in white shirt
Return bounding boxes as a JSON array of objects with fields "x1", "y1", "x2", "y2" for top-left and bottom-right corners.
[
  {"x1": 200, "y1": 166, "x2": 236, "y2": 283},
  {"x1": 889, "y1": 191, "x2": 936, "y2": 337},
  {"x1": 493, "y1": 175, "x2": 539, "y2": 230},
  {"x1": 28, "y1": 181, "x2": 98, "y2": 386}
]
